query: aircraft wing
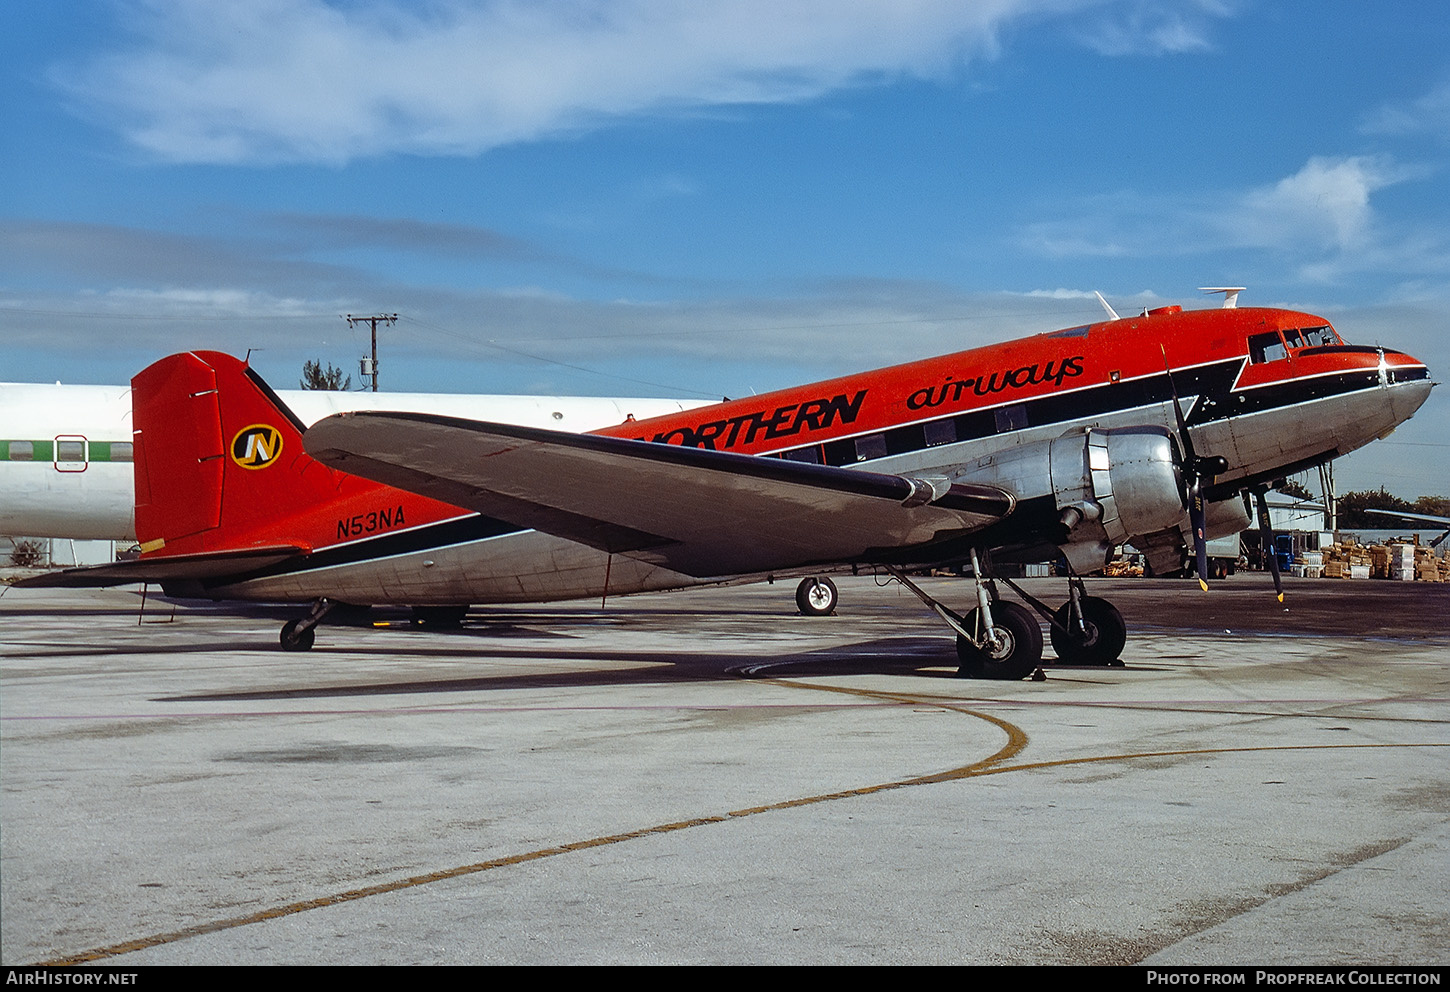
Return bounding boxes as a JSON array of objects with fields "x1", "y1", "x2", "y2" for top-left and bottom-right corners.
[
  {"x1": 304, "y1": 412, "x2": 1013, "y2": 578},
  {"x1": 1363, "y1": 508, "x2": 1450, "y2": 526},
  {"x1": 12, "y1": 546, "x2": 306, "y2": 588}
]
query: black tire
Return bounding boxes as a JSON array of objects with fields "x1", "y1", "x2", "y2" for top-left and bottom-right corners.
[
  {"x1": 1049, "y1": 596, "x2": 1126, "y2": 666},
  {"x1": 279, "y1": 618, "x2": 315, "y2": 652},
  {"x1": 955, "y1": 601, "x2": 1043, "y2": 680},
  {"x1": 795, "y1": 576, "x2": 838, "y2": 616}
]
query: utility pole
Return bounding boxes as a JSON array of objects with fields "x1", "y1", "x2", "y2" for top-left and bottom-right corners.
[{"x1": 346, "y1": 313, "x2": 397, "y2": 392}]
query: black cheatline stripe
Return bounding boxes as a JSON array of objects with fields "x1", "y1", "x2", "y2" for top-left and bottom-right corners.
[
  {"x1": 221, "y1": 514, "x2": 526, "y2": 585},
  {"x1": 774, "y1": 360, "x2": 1243, "y2": 467},
  {"x1": 785, "y1": 360, "x2": 1420, "y2": 469}
]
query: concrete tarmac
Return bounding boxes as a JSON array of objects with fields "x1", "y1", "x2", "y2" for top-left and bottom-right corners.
[{"x1": 1, "y1": 575, "x2": 1446, "y2": 966}]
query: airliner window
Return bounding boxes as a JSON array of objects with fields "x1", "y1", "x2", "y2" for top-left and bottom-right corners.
[
  {"x1": 111, "y1": 442, "x2": 134, "y2": 462},
  {"x1": 8, "y1": 440, "x2": 33, "y2": 461},
  {"x1": 56, "y1": 440, "x2": 86, "y2": 462},
  {"x1": 994, "y1": 405, "x2": 1028, "y2": 433},
  {"x1": 1300, "y1": 325, "x2": 1336, "y2": 347},
  {"x1": 1248, "y1": 332, "x2": 1288, "y2": 364},
  {"x1": 783, "y1": 445, "x2": 822, "y2": 464},
  {"x1": 854, "y1": 434, "x2": 888, "y2": 462},
  {"x1": 924, "y1": 419, "x2": 957, "y2": 447},
  {"x1": 1282, "y1": 327, "x2": 1305, "y2": 349}
]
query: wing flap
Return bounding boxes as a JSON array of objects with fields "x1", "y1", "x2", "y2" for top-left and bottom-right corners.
[{"x1": 305, "y1": 412, "x2": 1012, "y2": 577}]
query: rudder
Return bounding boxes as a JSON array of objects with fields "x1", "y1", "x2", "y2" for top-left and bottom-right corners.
[{"x1": 133, "y1": 351, "x2": 347, "y2": 556}]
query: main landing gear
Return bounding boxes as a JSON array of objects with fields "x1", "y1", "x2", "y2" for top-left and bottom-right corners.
[
  {"x1": 1047, "y1": 580, "x2": 1126, "y2": 667},
  {"x1": 884, "y1": 555, "x2": 1128, "y2": 679}
]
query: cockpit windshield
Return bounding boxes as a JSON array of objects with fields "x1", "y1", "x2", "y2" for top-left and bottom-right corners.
[
  {"x1": 1282, "y1": 324, "x2": 1340, "y2": 349},
  {"x1": 1249, "y1": 324, "x2": 1343, "y2": 363}
]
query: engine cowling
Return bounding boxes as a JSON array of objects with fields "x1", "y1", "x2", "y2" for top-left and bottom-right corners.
[{"x1": 954, "y1": 426, "x2": 1187, "y2": 572}]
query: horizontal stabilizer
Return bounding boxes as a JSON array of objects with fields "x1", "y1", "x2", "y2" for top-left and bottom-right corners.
[
  {"x1": 13, "y1": 546, "x2": 306, "y2": 589},
  {"x1": 304, "y1": 412, "x2": 1012, "y2": 577}
]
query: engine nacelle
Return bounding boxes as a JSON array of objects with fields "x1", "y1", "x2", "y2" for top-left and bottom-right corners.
[
  {"x1": 955, "y1": 426, "x2": 1186, "y2": 572},
  {"x1": 1131, "y1": 492, "x2": 1253, "y2": 577}
]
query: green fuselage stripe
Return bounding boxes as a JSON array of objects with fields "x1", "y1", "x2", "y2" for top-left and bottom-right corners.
[{"x1": 0, "y1": 440, "x2": 133, "y2": 462}]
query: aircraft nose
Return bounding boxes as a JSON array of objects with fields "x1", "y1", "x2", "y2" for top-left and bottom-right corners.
[
  {"x1": 1374, "y1": 346, "x2": 1434, "y2": 433},
  {"x1": 1389, "y1": 370, "x2": 1434, "y2": 424}
]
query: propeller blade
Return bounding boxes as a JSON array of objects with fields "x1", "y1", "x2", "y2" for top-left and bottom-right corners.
[
  {"x1": 1190, "y1": 481, "x2": 1209, "y2": 591},
  {"x1": 1255, "y1": 489, "x2": 1284, "y2": 602},
  {"x1": 1161, "y1": 344, "x2": 1225, "y2": 592},
  {"x1": 1161, "y1": 346, "x2": 1198, "y2": 466}
]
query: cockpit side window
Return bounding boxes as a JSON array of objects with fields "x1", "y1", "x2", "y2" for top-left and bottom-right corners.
[
  {"x1": 1248, "y1": 331, "x2": 1288, "y2": 364},
  {"x1": 1297, "y1": 325, "x2": 1337, "y2": 347}
]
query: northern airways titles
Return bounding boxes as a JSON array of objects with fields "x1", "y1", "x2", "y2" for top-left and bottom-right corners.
[{"x1": 639, "y1": 353, "x2": 1085, "y2": 451}]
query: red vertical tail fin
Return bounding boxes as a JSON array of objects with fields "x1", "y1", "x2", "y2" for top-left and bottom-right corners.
[{"x1": 133, "y1": 351, "x2": 449, "y2": 558}]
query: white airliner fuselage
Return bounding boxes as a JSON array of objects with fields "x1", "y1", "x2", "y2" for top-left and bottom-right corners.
[{"x1": 0, "y1": 383, "x2": 711, "y2": 541}]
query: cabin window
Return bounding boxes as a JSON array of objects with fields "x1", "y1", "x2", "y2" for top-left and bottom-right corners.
[
  {"x1": 853, "y1": 434, "x2": 888, "y2": 462},
  {"x1": 924, "y1": 419, "x2": 958, "y2": 447},
  {"x1": 782, "y1": 445, "x2": 822, "y2": 465},
  {"x1": 1248, "y1": 331, "x2": 1288, "y2": 364},
  {"x1": 54, "y1": 436, "x2": 88, "y2": 473},
  {"x1": 89, "y1": 441, "x2": 134, "y2": 462},
  {"x1": 994, "y1": 405, "x2": 1029, "y2": 433},
  {"x1": 7, "y1": 440, "x2": 33, "y2": 461},
  {"x1": 885, "y1": 424, "x2": 925, "y2": 455}
]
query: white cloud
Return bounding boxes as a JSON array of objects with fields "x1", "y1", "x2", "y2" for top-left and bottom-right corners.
[
  {"x1": 1363, "y1": 79, "x2": 1450, "y2": 142},
  {"x1": 1236, "y1": 155, "x2": 1399, "y2": 252},
  {"x1": 1077, "y1": 0, "x2": 1232, "y2": 56},
  {"x1": 1018, "y1": 155, "x2": 1442, "y2": 282},
  {"x1": 54, "y1": 0, "x2": 1229, "y2": 165}
]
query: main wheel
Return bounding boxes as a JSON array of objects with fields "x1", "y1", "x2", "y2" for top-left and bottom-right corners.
[
  {"x1": 795, "y1": 576, "x2": 838, "y2": 616},
  {"x1": 955, "y1": 601, "x2": 1043, "y2": 680},
  {"x1": 279, "y1": 618, "x2": 316, "y2": 652},
  {"x1": 1049, "y1": 596, "x2": 1126, "y2": 666}
]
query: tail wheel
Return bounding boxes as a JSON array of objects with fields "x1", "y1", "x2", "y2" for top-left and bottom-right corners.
[
  {"x1": 955, "y1": 601, "x2": 1043, "y2": 680},
  {"x1": 279, "y1": 618, "x2": 316, "y2": 652},
  {"x1": 1049, "y1": 596, "x2": 1126, "y2": 666},
  {"x1": 795, "y1": 576, "x2": 838, "y2": 616}
]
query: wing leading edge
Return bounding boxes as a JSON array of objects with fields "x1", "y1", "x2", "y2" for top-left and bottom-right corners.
[{"x1": 303, "y1": 411, "x2": 1013, "y2": 578}]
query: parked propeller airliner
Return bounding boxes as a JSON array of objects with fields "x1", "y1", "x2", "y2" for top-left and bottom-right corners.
[{"x1": 19, "y1": 295, "x2": 1433, "y2": 679}]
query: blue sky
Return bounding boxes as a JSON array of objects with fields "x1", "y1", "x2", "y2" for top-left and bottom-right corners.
[{"x1": 2, "y1": 0, "x2": 1446, "y2": 498}]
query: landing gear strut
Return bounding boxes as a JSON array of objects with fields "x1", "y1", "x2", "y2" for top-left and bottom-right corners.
[
  {"x1": 1049, "y1": 592, "x2": 1126, "y2": 666},
  {"x1": 883, "y1": 553, "x2": 1044, "y2": 680},
  {"x1": 993, "y1": 570, "x2": 1127, "y2": 667},
  {"x1": 955, "y1": 601, "x2": 1043, "y2": 680}
]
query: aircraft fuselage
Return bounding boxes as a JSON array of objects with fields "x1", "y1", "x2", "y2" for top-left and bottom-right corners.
[{"x1": 193, "y1": 305, "x2": 1431, "y2": 606}]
